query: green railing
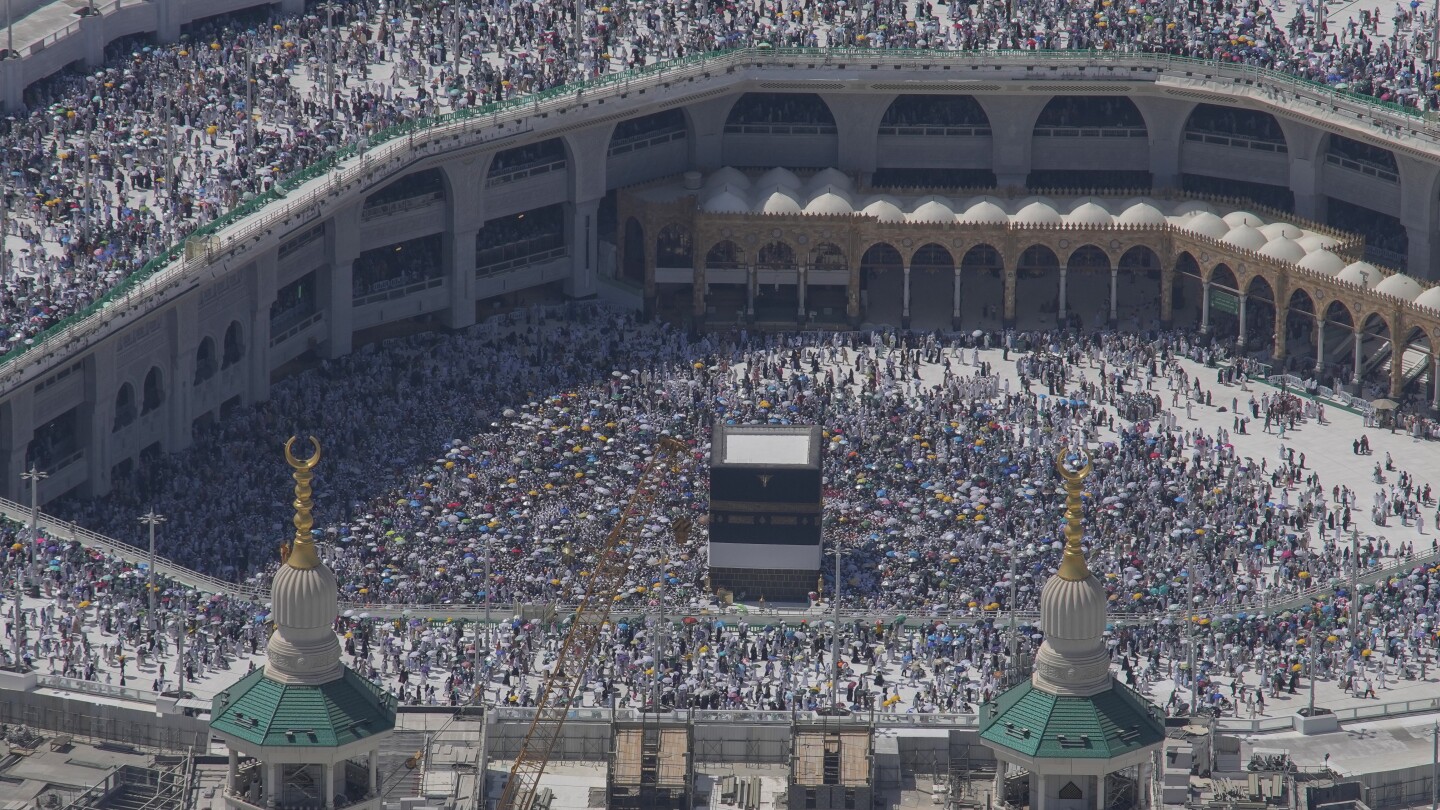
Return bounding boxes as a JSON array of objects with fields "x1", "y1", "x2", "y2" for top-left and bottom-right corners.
[{"x1": 3, "y1": 47, "x2": 1435, "y2": 380}]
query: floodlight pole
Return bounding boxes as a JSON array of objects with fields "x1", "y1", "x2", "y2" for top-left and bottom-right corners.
[{"x1": 139, "y1": 511, "x2": 165, "y2": 635}]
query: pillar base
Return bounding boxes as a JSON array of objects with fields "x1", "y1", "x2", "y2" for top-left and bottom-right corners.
[
  {"x1": 901, "y1": 316, "x2": 911, "y2": 331},
  {"x1": 849, "y1": 314, "x2": 863, "y2": 329},
  {"x1": 951, "y1": 316, "x2": 962, "y2": 331},
  {"x1": 1002, "y1": 318, "x2": 1016, "y2": 330},
  {"x1": 1160, "y1": 319, "x2": 1173, "y2": 331},
  {"x1": 642, "y1": 296, "x2": 656, "y2": 321}
]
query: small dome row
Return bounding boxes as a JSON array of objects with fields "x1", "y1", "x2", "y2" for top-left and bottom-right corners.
[
  {"x1": 696, "y1": 170, "x2": 1439, "y2": 307},
  {"x1": 702, "y1": 166, "x2": 854, "y2": 197}
]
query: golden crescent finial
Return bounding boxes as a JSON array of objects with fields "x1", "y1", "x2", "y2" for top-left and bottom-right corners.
[
  {"x1": 283, "y1": 436, "x2": 322, "y2": 570},
  {"x1": 1055, "y1": 447, "x2": 1093, "y2": 582},
  {"x1": 1055, "y1": 450, "x2": 1092, "y2": 482},
  {"x1": 285, "y1": 435, "x2": 322, "y2": 470}
]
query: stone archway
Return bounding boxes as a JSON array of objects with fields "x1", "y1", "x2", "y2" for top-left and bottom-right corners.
[
  {"x1": 959, "y1": 243, "x2": 1004, "y2": 329},
  {"x1": 1317, "y1": 300, "x2": 1355, "y2": 385},
  {"x1": 1116, "y1": 246, "x2": 1163, "y2": 329},
  {"x1": 1283, "y1": 289, "x2": 1316, "y2": 374},
  {"x1": 909, "y1": 243, "x2": 955, "y2": 331},
  {"x1": 1171, "y1": 252, "x2": 1204, "y2": 329},
  {"x1": 1015, "y1": 244, "x2": 1060, "y2": 329},
  {"x1": 860, "y1": 242, "x2": 904, "y2": 325},
  {"x1": 1243, "y1": 275, "x2": 1277, "y2": 356},
  {"x1": 1063, "y1": 244, "x2": 1111, "y2": 329}
]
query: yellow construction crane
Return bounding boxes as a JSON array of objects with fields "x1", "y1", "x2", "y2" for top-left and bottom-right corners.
[{"x1": 498, "y1": 435, "x2": 689, "y2": 810}]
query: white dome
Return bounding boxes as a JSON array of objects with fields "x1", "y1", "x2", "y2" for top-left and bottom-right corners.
[
  {"x1": 1415, "y1": 287, "x2": 1440, "y2": 311},
  {"x1": 805, "y1": 189, "x2": 854, "y2": 216},
  {"x1": 1039, "y1": 573, "x2": 1107, "y2": 641},
  {"x1": 1297, "y1": 234, "x2": 1340, "y2": 252},
  {"x1": 1257, "y1": 237, "x2": 1306, "y2": 263},
  {"x1": 755, "y1": 167, "x2": 801, "y2": 191},
  {"x1": 1259, "y1": 222, "x2": 1304, "y2": 240},
  {"x1": 958, "y1": 200, "x2": 1009, "y2": 225},
  {"x1": 1181, "y1": 212, "x2": 1229, "y2": 239},
  {"x1": 1172, "y1": 200, "x2": 1217, "y2": 216},
  {"x1": 1223, "y1": 210, "x2": 1264, "y2": 228},
  {"x1": 757, "y1": 186, "x2": 803, "y2": 215},
  {"x1": 1337, "y1": 261, "x2": 1381, "y2": 288},
  {"x1": 703, "y1": 167, "x2": 751, "y2": 191},
  {"x1": 271, "y1": 563, "x2": 339, "y2": 630},
  {"x1": 266, "y1": 561, "x2": 345, "y2": 685},
  {"x1": 1030, "y1": 571, "x2": 1113, "y2": 697},
  {"x1": 907, "y1": 195, "x2": 957, "y2": 224},
  {"x1": 1375, "y1": 274, "x2": 1424, "y2": 301},
  {"x1": 804, "y1": 168, "x2": 853, "y2": 194},
  {"x1": 1014, "y1": 200, "x2": 1062, "y2": 225},
  {"x1": 860, "y1": 196, "x2": 906, "y2": 223},
  {"x1": 1296, "y1": 250, "x2": 1346, "y2": 275},
  {"x1": 1116, "y1": 201, "x2": 1167, "y2": 226},
  {"x1": 700, "y1": 188, "x2": 751, "y2": 214},
  {"x1": 1066, "y1": 199, "x2": 1113, "y2": 227},
  {"x1": 1221, "y1": 225, "x2": 1267, "y2": 251}
]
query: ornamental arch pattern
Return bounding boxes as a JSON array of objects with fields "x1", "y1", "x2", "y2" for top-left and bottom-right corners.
[{"x1": 620, "y1": 185, "x2": 1440, "y2": 397}]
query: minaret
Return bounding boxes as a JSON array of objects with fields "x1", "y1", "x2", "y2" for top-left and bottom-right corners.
[
  {"x1": 210, "y1": 438, "x2": 396, "y2": 810},
  {"x1": 264, "y1": 436, "x2": 344, "y2": 684},
  {"x1": 979, "y1": 448, "x2": 1163, "y2": 810}
]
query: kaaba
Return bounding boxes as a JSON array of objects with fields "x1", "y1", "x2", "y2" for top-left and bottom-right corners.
[{"x1": 708, "y1": 423, "x2": 823, "y2": 602}]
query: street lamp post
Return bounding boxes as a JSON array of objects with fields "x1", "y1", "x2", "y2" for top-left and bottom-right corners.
[
  {"x1": 1187, "y1": 543, "x2": 1198, "y2": 714},
  {"x1": 1308, "y1": 628, "x2": 1317, "y2": 715},
  {"x1": 138, "y1": 511, "x2": 165, "y2": 635},
  {"x1": 20, "y1": 466, "x2": 47, "y2": 586},
  {"x1": 830, "y1": 543, "x2": 842, "y2": 710},
  {"x1": 320, "y1": 2, "x2": 339, "y2": 101},
  {"x1": 473, "y1": 535, "x2": 490, "y2": 697},
  {"x1": 1351, "y1": 527, "x2": 1360, "y2": 647}
]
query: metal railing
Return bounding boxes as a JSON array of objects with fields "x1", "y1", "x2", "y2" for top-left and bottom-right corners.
[
  {"x1": 5, "y1": 47, "x2": 1440, "y2": 396},
  {"x1": 1183, "y1": 130, "x2": 1288, "y2": 153},
  {"x1": 37, "y1": 673, "x2": 160, "y2": 704},
  {"x1": 360, "y1": 191, "x2": 445, "y2": 221},
  {"x1": 1325, "y1": 153, "x2": 1400, "y2": 183},
  {"x1": 0, "y1": 495, "x2": 257, "y2": 598},
  {"x1": 606, "y1": 128, "x2": 687, "y2": 156},
  {"x1": 352, "y1": 275, "x2": 445, "y2": 306}
]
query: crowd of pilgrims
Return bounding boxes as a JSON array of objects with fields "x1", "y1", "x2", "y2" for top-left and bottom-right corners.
[
  {"x1": 0, "y1": 305, "x2": 1410, "y2": 711},
  {"x1": 3, "y1": 0, "x2": 1440, "y2": 359}
]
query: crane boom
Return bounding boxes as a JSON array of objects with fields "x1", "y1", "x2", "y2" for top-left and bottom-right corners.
[{"x1": 497, "y1": 436, "x2": 689, "y2": 810}]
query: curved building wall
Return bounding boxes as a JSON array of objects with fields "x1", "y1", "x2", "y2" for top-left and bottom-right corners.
[{"x1": 4, "y1": 51, "x2": 1440, "y2": 505}]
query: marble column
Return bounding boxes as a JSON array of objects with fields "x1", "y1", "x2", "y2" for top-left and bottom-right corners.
[
  {"x1": 1058, "y1": 268, "x2": 1068, "y2": 322},
  {"x1": 1432, "y1": 354, "x2": 1440, "y2": 409},
  {"x1": 952, "y1": 267, "x2": 962, "y2": 330},
  {"x1": 1236, "y1": 293, "x2": 1247, "y2": 348},
  {"x1": 1109, "y1": 268, "x2": 1119, "y2": 322},
  {"x1": 1352, "y1": 328, "x2": 1364, "y2": 386},
  {"x1": 901, "y1": 265, "x2": 911, "y2": 329},
  {"x1": 1200, "y1": 282, "x2": 1211, "y2": 333}
]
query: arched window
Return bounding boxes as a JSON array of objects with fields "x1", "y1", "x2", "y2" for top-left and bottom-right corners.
[
  {"x1": 113, "y1": 384, "x2": 136, "y2": 432},
  {"x1": 194, "y1": 337, "x2": 217, "y2": 385},
  {"x1": 142, "y1": 367, "x2": 165, "y2": 415},
  {"x1": 222, "y1": 321, "x2": 244, "y2": 368}
]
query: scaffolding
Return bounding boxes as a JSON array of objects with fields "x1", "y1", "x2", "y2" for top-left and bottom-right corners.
[
  {"x1": 606, "y1": 719, "x2": 693, "y2": 810},
  {"x1": 789, "y1": 719, "x2": 873, "y2": 810}
]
